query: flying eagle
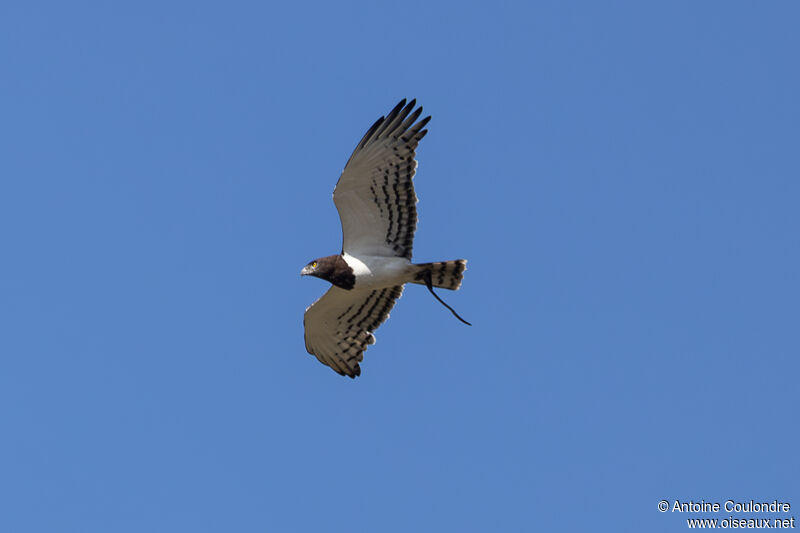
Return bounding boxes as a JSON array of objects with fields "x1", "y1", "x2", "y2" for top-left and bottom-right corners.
[{"x1": 301, "y1": 99, "x2": 470, "y2": 378}]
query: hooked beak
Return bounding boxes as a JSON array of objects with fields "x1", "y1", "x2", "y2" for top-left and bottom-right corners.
[{"x1": 300, "y1": 265, "x2": 312, "y2": 277}]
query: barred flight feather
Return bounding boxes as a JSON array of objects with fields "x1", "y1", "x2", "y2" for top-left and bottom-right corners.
[
  {"x1": 334, "y1": 98, "x2": 429, "y2": 260},
  {"x1": 304, "y1": 286, "x2": 404, "y2": 378}
]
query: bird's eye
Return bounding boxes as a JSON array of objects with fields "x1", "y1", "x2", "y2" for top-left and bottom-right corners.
[{"x1": 312, "y1": 261, "x2": 317, "y2": 268}]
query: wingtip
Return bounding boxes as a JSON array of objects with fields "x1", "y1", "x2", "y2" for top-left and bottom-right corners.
[{"x1": 391, "y1": 99, "x2": 407, "y2": 113}]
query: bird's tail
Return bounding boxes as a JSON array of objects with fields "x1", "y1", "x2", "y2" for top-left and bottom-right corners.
[
  {"x1": 410, "y1": 260, "x2": 470, "y2": 326},
  {"x1": 410, "y1": 259, "x2": 467, "y2": 290}
]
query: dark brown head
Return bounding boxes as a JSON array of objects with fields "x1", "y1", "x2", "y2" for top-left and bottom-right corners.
[{"x1": 300, "y1": 255, "x2": 355, "y2": 290}]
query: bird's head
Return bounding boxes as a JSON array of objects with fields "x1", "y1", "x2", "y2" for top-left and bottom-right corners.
[
  {"x1": 301, "y1": 255, "x2": 354, "y2": 289},
  {"x1": 301, "y1": 256, "x2": 338, "y2": 279},
  {"x1": 300, "y1": 259, "x2": 321, "y2": 278}
]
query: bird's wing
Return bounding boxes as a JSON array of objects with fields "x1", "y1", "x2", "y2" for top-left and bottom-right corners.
[
  {"x1": 333, "y1": 99, "x2": 430, "y2": 259},
  {"x1": 303, "y1": 285, "x2": 404, "y2": 378}
]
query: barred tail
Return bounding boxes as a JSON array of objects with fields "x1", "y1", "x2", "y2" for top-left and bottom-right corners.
[{"x1": 411, "y1": 259, "x2": 467, "y2": 290}]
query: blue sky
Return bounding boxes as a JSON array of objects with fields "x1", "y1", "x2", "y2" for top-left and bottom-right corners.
[{"x1": 1, "y1": 1, "x2": 798, "y2": 531}]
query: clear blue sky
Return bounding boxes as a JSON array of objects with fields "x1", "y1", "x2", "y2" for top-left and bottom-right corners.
[{"x1": 1, "y1": 2, "x2": 798, "y2": 532}]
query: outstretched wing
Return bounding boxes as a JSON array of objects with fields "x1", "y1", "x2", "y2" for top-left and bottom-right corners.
[
  {"x1": 334, "y1": 99, "x2": 430, "y2": 259},
  {"x1": 303, "y1": 285, "x2": 404, "y2": 378}
]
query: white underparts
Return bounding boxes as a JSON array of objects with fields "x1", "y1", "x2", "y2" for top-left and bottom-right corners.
[{"x1": 342, "y1": 253, "x2": 415, "y2": 289}]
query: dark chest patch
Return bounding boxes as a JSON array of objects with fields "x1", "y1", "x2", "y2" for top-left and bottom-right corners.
[{"x1": 315, "y1": 255, "x2": 356, "y2": 290}]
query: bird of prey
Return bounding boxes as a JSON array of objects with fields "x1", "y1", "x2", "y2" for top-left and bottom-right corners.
[{"x1": 301, "y1": 99, "x2": 470, "y2": 378}]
